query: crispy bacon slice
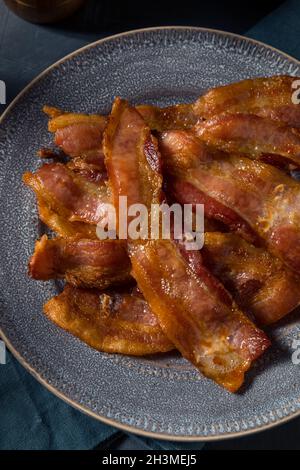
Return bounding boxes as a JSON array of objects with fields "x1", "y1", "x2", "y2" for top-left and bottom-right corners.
[
  {"x1": 203, "y1": 233, "x2": 300, "y2": 325},
  {"x1": 23, "y1": 163, "x2": 109, "y2": 226},
  {"x1": 45, "y1": 75, "x2": 300, "y2": 163},
  {"x1": 44, "y1": 285, "x2": 173, "y2": 355},
  {"x1": 43, "y1": 105, "x2": 64, "y2": 119},
  {"x1": 104, "y1": 97, "x2": 270, "y2": 392},
  {"x1": 29, "y1": 230, "x2": 300, "y2": 325},
  {"x1": 48, "y1": 106, "x2": 196, "y2": 178},
  {"x1": 45, "y1": 111, "x2": 107, "y2": 181},
  {"x1": 194, "y1": 76, "x2": 300, "y2": 127},
  {"x1": 160, "y1": 131, "x2": 258, "y2": 243},
  {"x1": 54, "y1": 123, "x2": 105, "y2": 160},
  {"x1": 167, "y1": 178, "x2": 259, "y2": 244},
  {"x1": 29, "y1": 235, "x2": 131, "y2": 289},
  {"x1": 103, "y1": 98, "x2": 162, "y2": 222},
  {"x1": 137, "y1": 103, "x2": 198, "y2": 131},
  {"x1": 37, "y1": 149, "x2": 106, "y2": 182},
  {"x1": 129, "y1": 240, "x2": 270, "y2": 392},
  {"x1": 162, "y1": 130, "x2": 300, "y2": 274},
  {"x1": 47, "y1": 110, "x2": 107, "y2": 133},
  {"x1": 44, "y1": 107, "x2": 107, "y2": 166},
  {"x1": 66, "y1": 156, "x2": 107, "y2": 183},
  {"x1": 46, "y1": 103, "x2": 197, "y2": 137},
  {"x1": 37, "y1": 196, "x2": 97, "y2": 238},
  {"x1": 196, "y1": 113, "x2": 300, "y2": 169}
]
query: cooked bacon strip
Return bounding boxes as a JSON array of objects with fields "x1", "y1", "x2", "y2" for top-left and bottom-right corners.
[
  {"x1": 167, "y1": 178, "x2": 259, "y2": 244},
  {"x1": 46, "y1": 103, "x2": 197, "y2": 133},
  {"x1": 162, "y1": 130, "x2": 300, "y2": 274},
  {"x1": 45, "y1": 103, "x2": 197, "y2": 165},
  {"x1": 160, "y1": 131, "x2": 258, "y2": 243},
  {"x1": 29, "y1": 229, "x2": 300, "y2": 325},
  {"x1": 47, "y1": 111, "x2": 107, "y2": 133},
  {"x1": 104, "y1": 98, "x2": 162, "y2": 223},
  {"x1": 129, "y1": 240, "x2": 270, "y2": 392},
  {"x1": 23, "y1": 163, "x2": 109, "y2": 226},
  {"x1": 44, "y1": 108, "x2": 107, "y2": 168},
  {"x1": 54, "y1": 122, "x2": 105, "y2": 160},
  {"x1": 203, "y1": 232, "x2": 300, "y2": 325},
  {"x1": 137, "y1": 103, "x2": 198, "y2": 131},
  {"x1": 45, "y1": 76, "x2": 300, "y2": 163},
  {"x1": 29, "y1": 235, "x2": 131, "y2": 289},
  {"x1": 37, "y1": 147, "x2": 107, "y2": 183},
  {"x1": 43, "y1": 105, "x2": 198, "y2": 199},
  {"x1": 43, "y1": 105, "x2": 64, "y2": 119},
  {"x1": 196, "y1": 113, "x2": 300, "y2": 169},
  {"x1": 104, "y1": 98, "x2": 269, "y2": 392},
  {"x1": 46, "y1": 111, "x2": 107, "y2": 181},
  {"x1": 44, "y1": 285, "x2": 173, "y2": 355},
  {"x1": 194, "y1": 76, "x2": 300, "y2": 127},
  {"x1": 66, "y1": 156, "x2": 107, "y2": 183},
  {"x1": 37, "y1": 197, "x2": 96, "y2": 238}
]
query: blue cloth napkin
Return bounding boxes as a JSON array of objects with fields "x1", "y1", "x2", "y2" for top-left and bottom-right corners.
[
  {"x1": 0, "y1": 350, "x2": 117, "y2": 450},
  {"x1": 0, "y1": 349, "x2": 204, "y2": 450},
  {"x1": 1, "y1": 0, "x2": 300, "y2": 451},
  {"x1": 247, "y1": 0, "x2": 300, "y2": 60}
]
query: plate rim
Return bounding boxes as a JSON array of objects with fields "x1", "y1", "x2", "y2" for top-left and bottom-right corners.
[{"x1": 1, "y1": 25, "x2": 300, "y2": 442}]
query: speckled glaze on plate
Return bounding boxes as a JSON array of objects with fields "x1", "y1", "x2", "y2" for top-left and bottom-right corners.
[{"x1": 1, "y1": 27, "x2": 300, "y2": 441}]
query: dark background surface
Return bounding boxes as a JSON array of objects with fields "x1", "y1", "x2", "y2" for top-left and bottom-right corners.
[
  {"x1": 0, "y1": 0, "x2": 284, "y2": 108},
  {"x1": 1, "y1": 0, "x2": 300, "y2": 450}
]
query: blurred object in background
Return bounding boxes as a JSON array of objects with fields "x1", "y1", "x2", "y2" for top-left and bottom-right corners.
[
  {"x1": 2, "y1": 1, "x2": 285, "y2": 34},
  {"x1": 3, "y1": 0, "x2": 85, "y2": 24}
]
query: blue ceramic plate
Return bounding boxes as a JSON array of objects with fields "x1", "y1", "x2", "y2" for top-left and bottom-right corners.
[{"x1": 1, "y1": 27, "x2": 300, "y2": 441}]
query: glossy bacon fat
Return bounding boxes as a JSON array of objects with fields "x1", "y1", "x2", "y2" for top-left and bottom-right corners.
[
  {"x1": 29, "y1": 232, "x2": 300, "y2": 326},
  {"x1": 36, "y1": 196, "x2": 97, "y2": 238},
  {"x1": 45, "y1": 103, "x2": 197, "y2": 148},
  {"x1": 203, "y1": 233, "x2": 300, "y2": 325},
  {"x1": 162, "y1": 130, "x2": 300, "y2": 274},
  {"x1": 103, "y1": 97, "x2": 162, "y2": 224},
  {"x1": 66, "y1": 156, "x2": 107, "y2": 183},
  {"x1": 137, "y1": 103, "x2": 198, "y2": 131},
  {"x1": 54, "y1": 121, "x2": 105, "y2": 159},
  {"x1": 194, "y1": 75, "x2": 300, "y2": 127},
  {"x1": 160, "y1": 130, "x2": 258, "y2": 243},
  {"x1": 29, "y1": 235, "x2": 131, "y2": 289},
  {"x1": 44, "y1": 285, "x2": 173, "y2": 355},
  {"x1": 25, "y1": 76, "x2": 300, "y2": 393},
  {"x1": 196, "y1": 113, "x2": 300, "y2": 169},
  {"x1": 104, "y1": 98, "x2": 270, "y2": 392},
  {"x1": 129, "y1": 239, "x2": 270, "y2": 392},
  {"x1": 23, "y1": 163, "x2": 109, "y2": 226},
  {"x1": 45, "y1": 108, "x2": 106, "y2": 152},
  {"x1": 45, "y1": 75, "x2": 300, "y2": 165}
]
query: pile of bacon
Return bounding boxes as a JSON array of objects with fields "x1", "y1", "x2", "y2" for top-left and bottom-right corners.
[{"x1": 23, "y1": 76, "x2": 300, "y2": 393}]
